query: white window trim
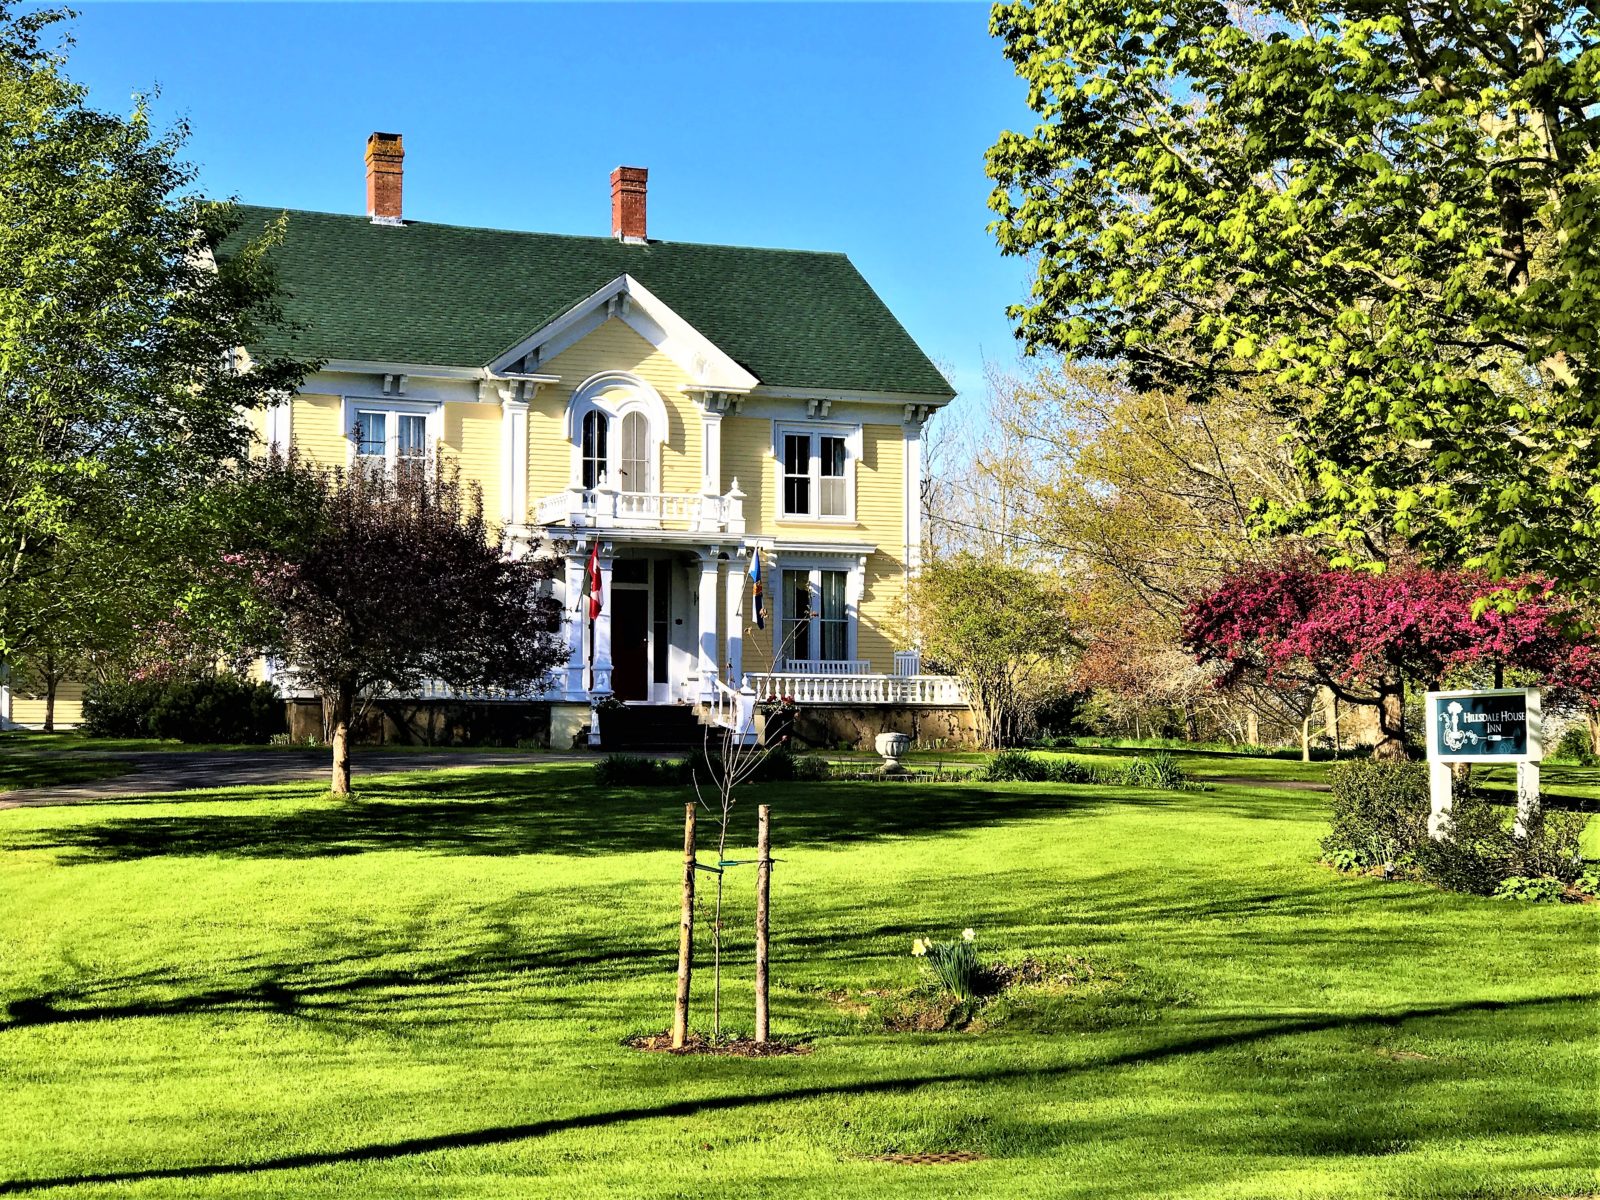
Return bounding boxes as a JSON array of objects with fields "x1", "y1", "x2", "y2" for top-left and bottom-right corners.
[
  {"x1": 772, "y1": 556, "x2": 863, "y2": 665},
  {"x1": 342, "y1": 396, "x2": 442, "y2": 471},
  {"x1": 566, "y1": 371, "x2": 667, "y2": 493},
  {"x1": 772, "y1": 422, "x2": 860, "y2": 524}
]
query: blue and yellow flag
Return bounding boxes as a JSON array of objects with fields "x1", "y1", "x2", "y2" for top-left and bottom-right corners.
[{"x1": 748, "y1": 551, "x2": 765, "y2": 630}]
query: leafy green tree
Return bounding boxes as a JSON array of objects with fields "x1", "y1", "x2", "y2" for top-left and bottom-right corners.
[
  {"x1": 0, "y1": 5, "x2": 307, "y2": 659},
  {"x1": 908, "y1": 554, "x2": 1081, "y2": 747},
  {"x1": 988, "y1": 0, "x2": 1600, "y2": 596}
]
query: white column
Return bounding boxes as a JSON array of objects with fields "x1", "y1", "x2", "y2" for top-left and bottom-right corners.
[
  {"x1": 592, "y1": 549, "x2": 615, "y2": 696},
  {"x1": 698, "y1": 403, "x2": 724, "y2": 532},
  {"x1": 903, "y1": 414, "x2": 923, "y2": 573},
  {"x1": 500, "y1": 397, "x2": 529, "y2": 526},
  {"x1": 563, "y1": 552, "x2": 586, "y2": 699},
  {"x1": 1427, "y1": 761, "x2": 1454, "y2": 840},
  {"x1": 1514, "y1": 761, "x2": 1541, "y2": 839},
  {"x1": 725, "y1": 551, "x2": 746, "y2": 685},
  {"x1": 0, "y1": 661, "x2": 13, "y2": 730},
  {"x1": 697, "y1": 552, "x2": 720, "y2": 701},
  {"x1": 701, "y1": 405, "x2": 724, "y2": 494}
]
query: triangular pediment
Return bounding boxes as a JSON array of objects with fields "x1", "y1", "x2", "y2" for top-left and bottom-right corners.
[{"x1": 488, "y1": 274, "x2": 759, "y2": 392}]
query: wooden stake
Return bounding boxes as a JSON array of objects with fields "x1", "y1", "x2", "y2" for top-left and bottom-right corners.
[
  {"x1": 672, "y1": 802, "x2": 696, "y2": 1049},
  {"x1": 755, "y1": 803, "x2": 771, "y2": 1044}
]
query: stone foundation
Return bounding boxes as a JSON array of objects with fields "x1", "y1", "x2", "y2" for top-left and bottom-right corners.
[
  {"x1": 286, "y1": 699, "x2": 553, "y2": 747},
  {"x1": 783, "y1": 705, "x2": 977, "y2": 752}
]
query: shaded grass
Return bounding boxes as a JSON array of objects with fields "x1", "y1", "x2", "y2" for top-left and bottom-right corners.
[
  {"x1": 0, "y1": 758, "x2": 1595, "y2": 1198},
  {"x1": 0, "y1": 753, "x2": 130, "y2": 792}
]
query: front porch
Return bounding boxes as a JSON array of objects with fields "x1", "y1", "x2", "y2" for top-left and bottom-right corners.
[{"x1": 506, "y1": 517, "x2": 967, "y2": 748}]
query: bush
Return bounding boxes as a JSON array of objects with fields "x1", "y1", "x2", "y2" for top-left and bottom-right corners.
[
  {"x1": 83, "y1": 675, "x2": 284, "y2": 743},
  {"x1": 606, "y1": 745, "x2": 825, "y2": 789},
  {"x1": 1121, "y1": 751, "x2": 1187, "y2": 790},
  {"x1": 979, "y1": 750, "x2": 1091, "y2": 784},
  {"x1": 1413, "y1": 787, "x2": 1511, "y2": 894},
  {"x1": 1412, "y1": 788, "x2": 1588, "y2": 894},
  {"x1": 1510, "y1": 808, "x2": 1589, "y2": 884},
  {"x1": 791, "y1": 754, "x2": 831, "y2": 782},
  {"x1": 1085, "y1": 752, "x2": 1193, "y2": 790},
  {"x1": 592, "y1": 754, "x2": 668, "y2": 787},
  {"x1": 1551, "y1": 725, "x2": 1599, "y2": 766},
  {"x1": 81, "y1": 679, "x2": 168, "y2": 738},
  {"x1": 1493, "y1": 876, "x2": 1567, "y2": 903},
  {"x1": 1321, "y1": 760, "x2": 1430, "y2": 869},
  {"x1": 148, "y1": 677, "x2": 284, "y2": 744}
]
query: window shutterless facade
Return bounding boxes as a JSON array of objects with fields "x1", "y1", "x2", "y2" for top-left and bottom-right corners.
[
  {"x1": 775, "y1": 424, "x2": 858, "y2": 521},
  {"x1": 777, "y1": 564, "x2": 855, "y2": 664},
  {"x1": 347, "y1": 401, "x2": 438, "y2": 473}
]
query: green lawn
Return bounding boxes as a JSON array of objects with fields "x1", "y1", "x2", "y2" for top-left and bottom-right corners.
[{"x1": 1, "y1": 757, "x2": 1595, "y2": 1198}]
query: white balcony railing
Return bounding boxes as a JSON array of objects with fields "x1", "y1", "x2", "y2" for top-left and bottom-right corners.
[
  {"x1": 774, "y1": 658, "x2": 872, "y2": 675},
  {"x1": 747, "y1": 672, "x2": 967, "y2": 707},
  {"x1": 533, "y1": 480, "x2": 746, "y2": 533}
]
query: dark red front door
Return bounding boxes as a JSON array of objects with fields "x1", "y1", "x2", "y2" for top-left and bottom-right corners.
[{"x1": 612, "y1": 590, "x2": 649, "y2": 701}]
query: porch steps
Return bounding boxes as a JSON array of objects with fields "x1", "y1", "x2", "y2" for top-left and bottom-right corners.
[{"x1": 599, "y1": 703, "x2": 706, "y2": 753}]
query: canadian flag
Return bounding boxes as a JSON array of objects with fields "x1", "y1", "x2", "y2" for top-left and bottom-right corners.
[{"x1": 580, "y1": 541, "x2": 603, "y2": 620}]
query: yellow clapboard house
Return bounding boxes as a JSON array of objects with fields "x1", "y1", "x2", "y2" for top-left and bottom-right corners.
[{"x1": 228, "y1": 134, "x2": 961, "y2": 747}]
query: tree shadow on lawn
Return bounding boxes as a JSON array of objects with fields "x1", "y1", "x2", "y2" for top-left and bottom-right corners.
[
  {"x1": 3, "y1": 766, "x2": 1309, "y2": 865},
  {"x1": 1, "y1": 902, "x2": 672, "y2": 1038},
  {"x1": 2, "y1": 989, "x2": 1593, "y2": 1195}
]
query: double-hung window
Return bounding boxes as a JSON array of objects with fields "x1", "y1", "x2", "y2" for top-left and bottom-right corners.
[
  {"x1": 777, "y1": 425, "x2": 856, "y2": 521},
  {"x1": 778, "y1": 565, "x2": 853, "y2": 665},
  {"x1": 349, "y1": 403, "x2": 436, "y2": 476}
]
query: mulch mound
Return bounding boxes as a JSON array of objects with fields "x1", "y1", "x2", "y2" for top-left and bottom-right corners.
[{"x1": 623, "y1": 1031, "x2": 812, "y2": 1057}]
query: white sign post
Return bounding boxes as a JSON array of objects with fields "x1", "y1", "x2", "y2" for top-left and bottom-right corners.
[{"x1": 1423, "y1": 687, "x2": 1544, "y2": 840}]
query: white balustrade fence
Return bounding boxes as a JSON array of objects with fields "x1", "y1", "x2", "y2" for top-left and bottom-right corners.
[
  {"x1": 747, "y1": 672, "x2": 967, "y2": 707},
  {"x1": 532, "y1": 485, "x2": 746, "y2": 532}
]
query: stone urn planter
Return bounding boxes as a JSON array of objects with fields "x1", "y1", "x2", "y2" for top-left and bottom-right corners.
[{"x1": 874, "y1": 732, "x2": 912, "y2": 771}]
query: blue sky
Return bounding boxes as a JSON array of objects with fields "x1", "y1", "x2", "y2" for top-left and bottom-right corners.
[{"x1": 58, "y1": 2, "x2": 1037, "y2": 404}]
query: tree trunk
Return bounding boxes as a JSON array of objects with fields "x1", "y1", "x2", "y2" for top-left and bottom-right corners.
[
  {"x1": 1321, "y1": 687, "x2": 1339, "y2": 758},
  {"x1": 1183, "y1": 701, "x2": 1198, "y2": 742},
  {"x1": 1587, "y1": 708, "x2": 1599, "y2": 759},
  {"x1": 42, "y1": 649, "x2": 57, "y2": 733},
  {"x1": 1300, "y1": 715, "x2": 1312, "y2": 763},
  {"x1": 329, "y1": 680, "x2": 355, "y2": 794},
  {"x1": 1245, "y1": 708, "x2": 1259, "y2": 747},
  {"x1": 1372, "y1": 669, "x2": 1408, "y2": 761}
]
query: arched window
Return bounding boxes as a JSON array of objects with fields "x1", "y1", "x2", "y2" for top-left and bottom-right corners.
[
  {"x1": 569, "y1": 373, "x2": 666, "y2": 494},
  {"x1": 581, "y1": 410, "x2": 609, "y2": 489},
  {"x1": 619, "y1": 410, "x2": 652, "y2": 494}
]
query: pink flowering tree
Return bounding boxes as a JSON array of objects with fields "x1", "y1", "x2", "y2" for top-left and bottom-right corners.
[{"x1": 1183, "y1": 560, "x2": 1598, "y2": 760}]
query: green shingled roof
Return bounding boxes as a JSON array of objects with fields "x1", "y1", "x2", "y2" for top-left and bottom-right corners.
[{"x1": 221, "y1": 205, "x2": 953, "y2": 397}]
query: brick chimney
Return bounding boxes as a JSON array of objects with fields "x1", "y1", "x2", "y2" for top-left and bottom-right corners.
[
  {"x1": 610, "y1": 166, "x2": 647, "y2": 242},
  {"x1": 366, "y1": 133, "x2": 404, "y2": 224}
]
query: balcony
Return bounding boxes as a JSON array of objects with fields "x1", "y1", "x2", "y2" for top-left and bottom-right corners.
[{"x1": 532, "y1": 481, "x2": 746, "y2": 533}]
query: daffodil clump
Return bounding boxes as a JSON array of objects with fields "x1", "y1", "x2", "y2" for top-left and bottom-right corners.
[{"x1": 910, "y1": 928, "x2": 982, "y2": 1000}]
